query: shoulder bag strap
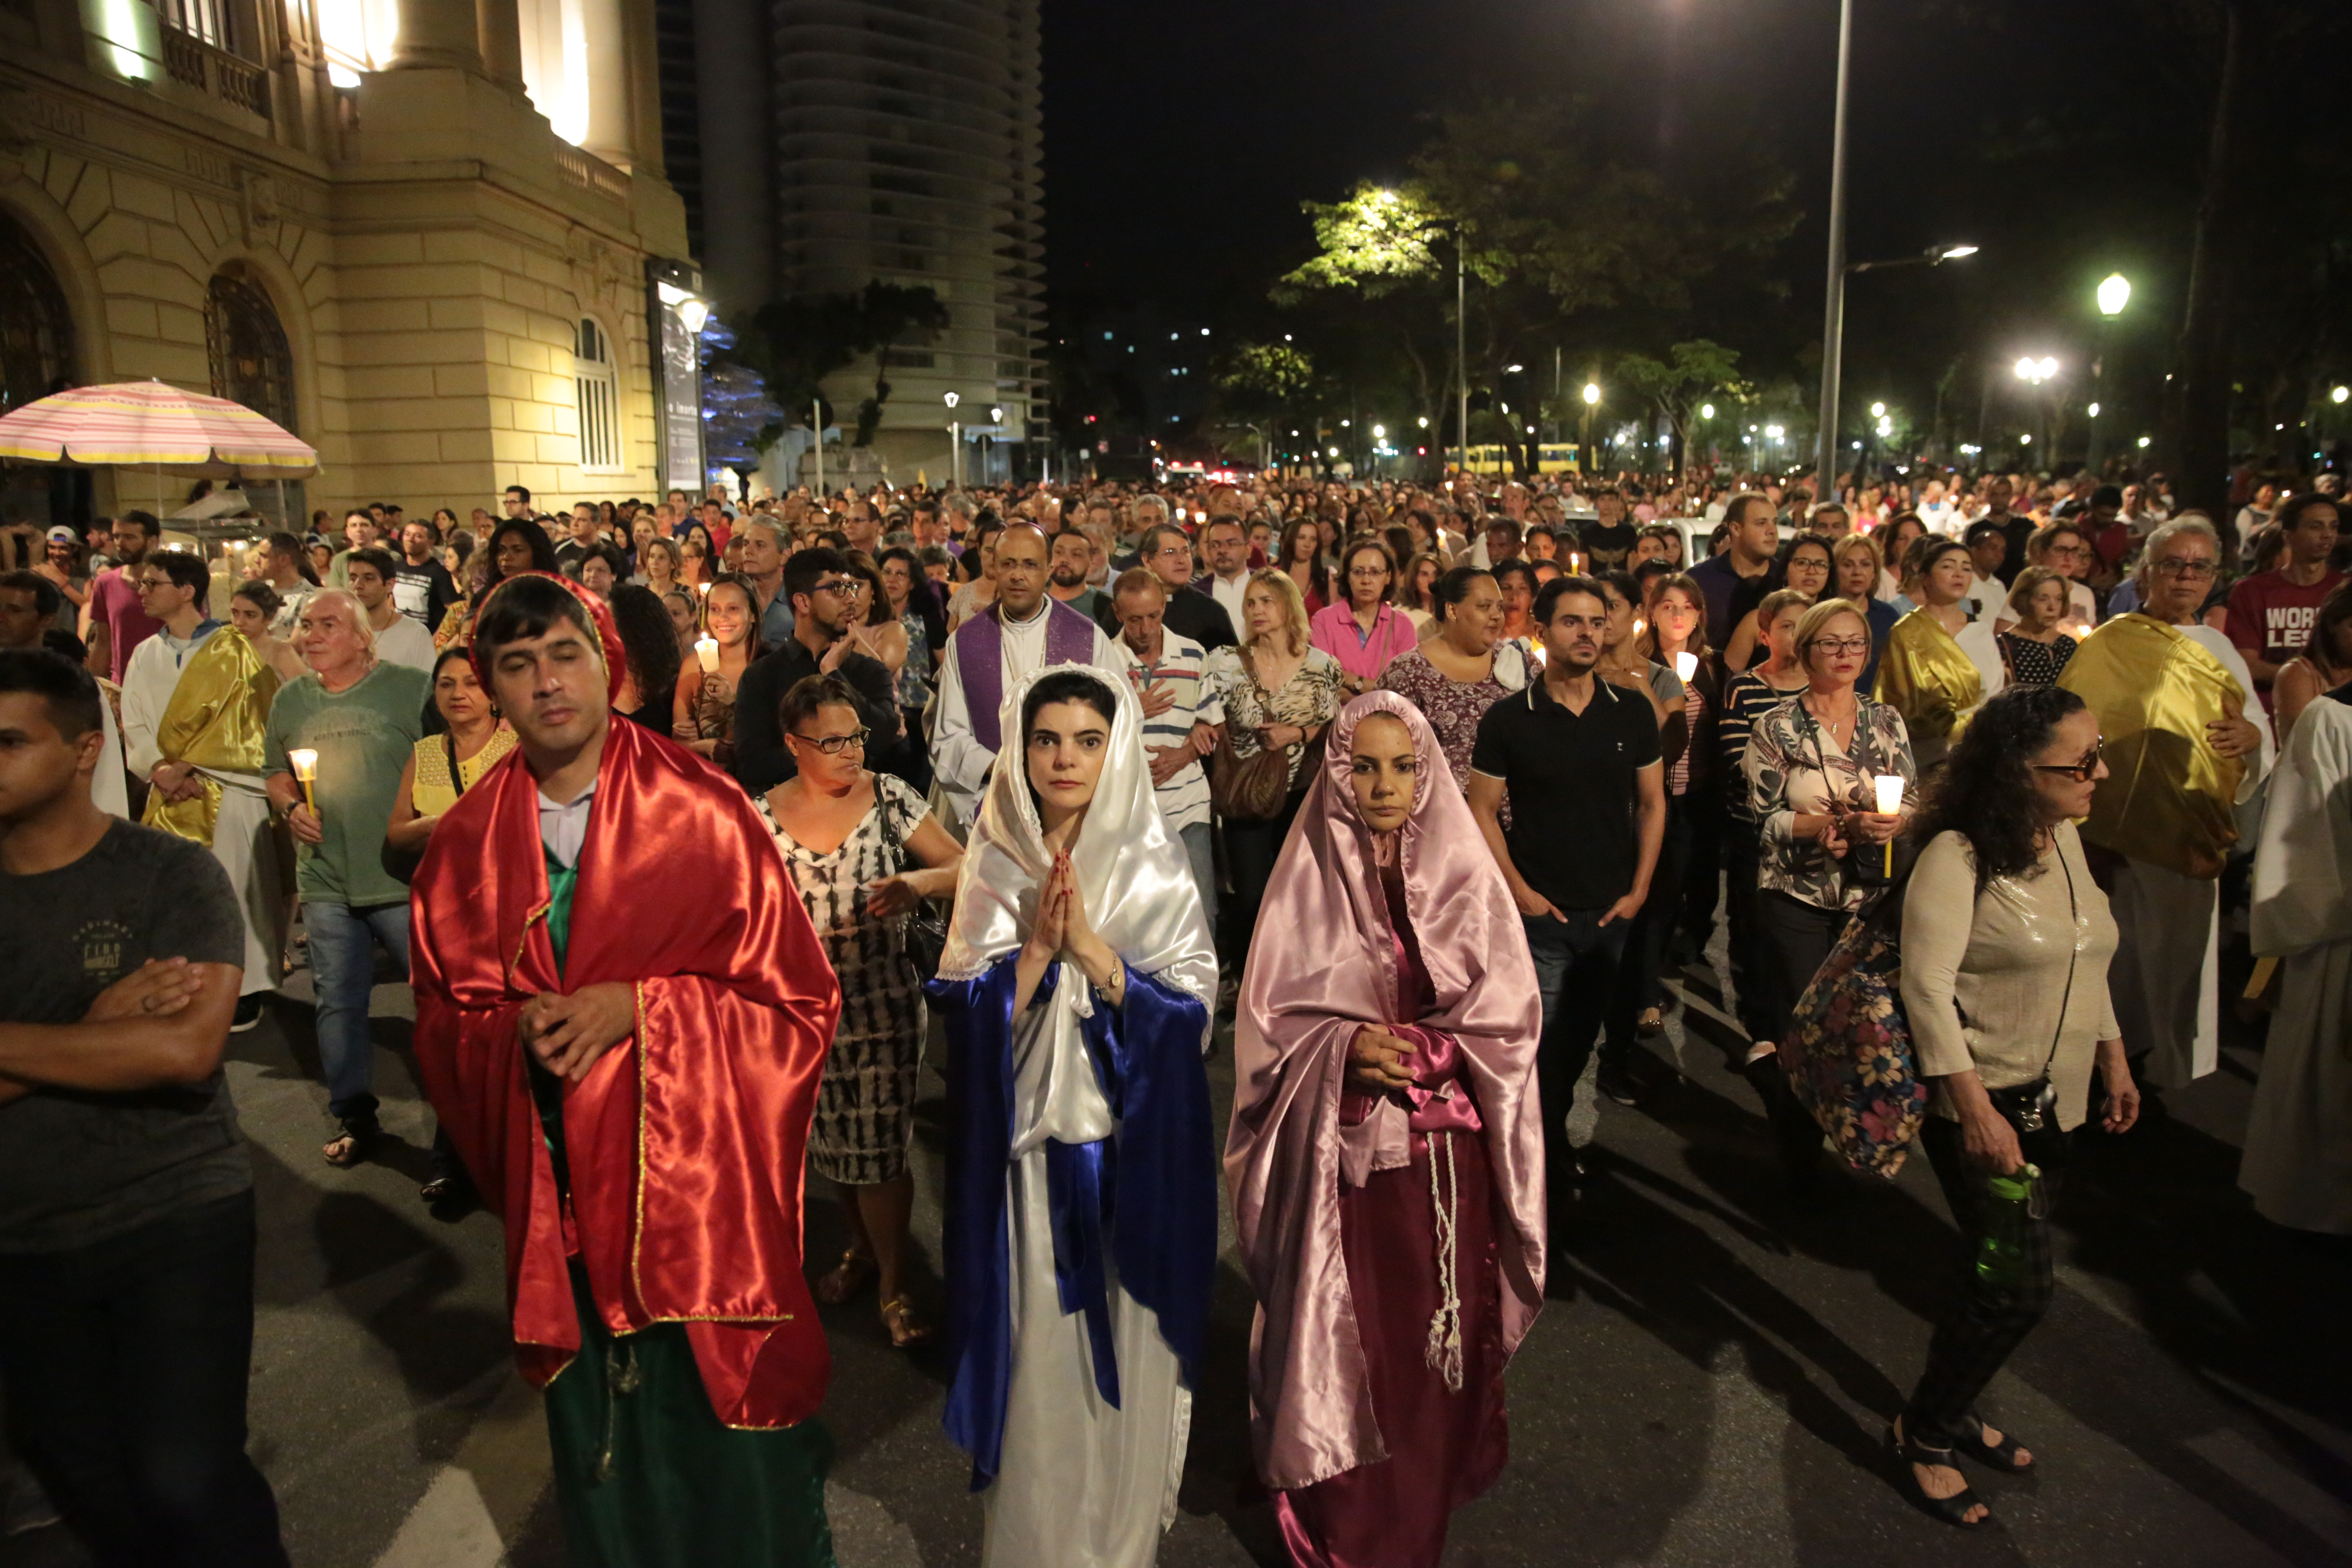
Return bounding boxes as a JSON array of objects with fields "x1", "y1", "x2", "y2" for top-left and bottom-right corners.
[
  {"x1": 444, "y1": 732, "x2": 466, "y2": 797},
  {"x1": 2040, "y1": 841, "x2": 2081, "y2": 1081}
]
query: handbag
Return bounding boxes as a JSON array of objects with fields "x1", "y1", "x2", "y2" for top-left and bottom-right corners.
[
  {"x1": 1209, "y1": 654, "x2": 1304, "y2": 822},
  {"x1": 381, "y1": 732, "x2": 462, "y2": 886},
  {"x1": 875, "y1": 782, "x2": 948, "y2": 983},
  {"x1": 1782, "y1": 884, "x2": 1931, "y2": 1178}
]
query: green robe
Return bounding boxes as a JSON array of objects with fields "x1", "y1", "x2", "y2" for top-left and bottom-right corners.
[{"x1": 537, "y1": 853, "x2": 838, "y2": 1568}]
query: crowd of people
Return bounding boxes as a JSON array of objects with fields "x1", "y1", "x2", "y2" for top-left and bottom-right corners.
[{"x1": 0, "y1": 454, "x2": 2345, "y2": 1566}]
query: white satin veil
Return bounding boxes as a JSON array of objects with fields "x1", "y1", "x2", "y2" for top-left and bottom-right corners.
[{"x1": 937, "y1": 661, "x2": 1218, "y2": 1017}]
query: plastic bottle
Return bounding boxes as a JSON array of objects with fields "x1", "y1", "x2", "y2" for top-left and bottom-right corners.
[{"x1": 1974, "y1": 1163, "x2": 2042, "y2": 1290}]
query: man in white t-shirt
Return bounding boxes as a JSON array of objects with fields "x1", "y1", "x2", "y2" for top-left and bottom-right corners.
[{"x1": 341, "y1": 547, "x2": 437, "y2": 672}]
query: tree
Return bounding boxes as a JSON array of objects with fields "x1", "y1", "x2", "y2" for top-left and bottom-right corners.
[
  {"x1": 849, "y1": 282, "x2": 951, "y2": 447},
  {"x1": 717, "y1": 282, "x2": 949, "y2": 451},
  {"x1": 1613, "y1": 340, "x2": 1745, "y2": 478},
  {"x1": 1210, "y1": 341, "x2": 1318, "y2": 466}
]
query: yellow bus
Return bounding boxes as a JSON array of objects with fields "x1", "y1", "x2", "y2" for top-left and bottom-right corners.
[{"x1": 1463, "y1": 443, "x2": 1580, "y2": 475}]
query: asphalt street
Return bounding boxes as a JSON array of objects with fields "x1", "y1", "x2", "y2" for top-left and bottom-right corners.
[{"x1": 4, "y1": 925, "x2": 2348, "y2": 1568}]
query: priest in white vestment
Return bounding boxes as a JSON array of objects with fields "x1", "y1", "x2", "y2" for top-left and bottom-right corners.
[
  {"x1": 118, "y1": 553, "x2": 284, "y2": 1002},
  {"x1": 2241, "y1": 688, "x2": 2352, "y2": 1232},
  {"x1": 931, "y1": 523, "x2": 1118, "y2": 828}
]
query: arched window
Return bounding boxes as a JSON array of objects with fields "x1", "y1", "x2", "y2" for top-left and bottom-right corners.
[
  {"x1": 205, "y1": 267, "x2": 296, "y2": 432},
  {"x1": 575, "y1": 316, "x2": 621, "y2": 471},
  {"x1": 0, "y1": 212, "x2": 77, "y2": 416}
]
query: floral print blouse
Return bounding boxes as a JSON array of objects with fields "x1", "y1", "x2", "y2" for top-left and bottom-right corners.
[
  {"x1": 1744, "y1": 693, "x2": 1917, "y2": 912},
  {"x1": 1205, "y1": 643, "x2": 1345, "y2": 791}
]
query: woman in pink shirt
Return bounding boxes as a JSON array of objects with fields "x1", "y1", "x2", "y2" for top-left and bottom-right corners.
[{"x1": 1309, "y1": 538, "x2": 1421, "y2": 692}]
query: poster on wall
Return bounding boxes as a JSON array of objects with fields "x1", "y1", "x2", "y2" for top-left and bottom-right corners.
[{"x1": 646, "y1": 257, "x2": 706, "y2": 497}]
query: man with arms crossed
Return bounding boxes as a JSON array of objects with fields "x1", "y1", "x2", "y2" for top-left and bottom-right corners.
[{"x1": 0, "y1": 649, "x2": 287, "y2": 1566}]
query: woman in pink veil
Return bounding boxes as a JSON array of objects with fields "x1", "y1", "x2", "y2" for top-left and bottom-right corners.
[{"x1": 1226, "y1": 690, "x2": 1546, "y2": 1568}]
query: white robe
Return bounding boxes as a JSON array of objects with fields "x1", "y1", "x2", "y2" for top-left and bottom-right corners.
[
  {"x1": 930, "y1": 602, "x2": 1118, "y2": 828},
  {"x1": 984, "y1": 989, "x2": 1189, "y2": 1568},
  {"x1": 2109, "y1": 626, "x2": 2275, "y2": 1087},
  {"x1": 2241, "y1": 696, "x2": 2352, "y2": 1232},
  {"x1": 119, "y1": 627, "x2": 283, "y2": 996}
]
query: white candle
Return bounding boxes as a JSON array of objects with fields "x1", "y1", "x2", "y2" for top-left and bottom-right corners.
[
  {"x1": 287, "y1": 748, "x2": 318, "y2": 815},
  {"x1": 695, "y1": 636, "x2": 719, "y2": 674},
  {"x1": 1674, "y1": 651, "x2": 1697, "y2": 682},
  {"x1": 1873, "y1": 773, "x2": 1904, "y2": 878}
]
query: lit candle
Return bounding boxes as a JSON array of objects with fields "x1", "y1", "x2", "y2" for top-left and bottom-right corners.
[
  {"x1": 695, "y1": 635, "x2": 719, "y2": 674},
  {"x1": 1873, "y1": 773, "x2": 1905, "y2": 878},
  {"x1": 1674, "y1": 651, "x2": 1697, "y2": 683},
  {"x1": 1568, "y1": 552, "x2": 1583, "y2": 575},
  {"x1": 695, "y1": 580, "x2": 711, "y2": 597},
  {"x1": 288, "y1": 748, "x2": 319, "y2": 817}
]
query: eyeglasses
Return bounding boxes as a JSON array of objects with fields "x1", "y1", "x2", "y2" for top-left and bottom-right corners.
[
  {"x1": 810, "y1": 578, "x2": 856, "y2": 597},
  {"x1": 2151, "y1": 558, "x2": 2216, "y2": 580},
  {"x1": 790, "y1": 727, "x2": 869, "y2": 755},
  {"x1": 2032, "y1": 740, "x2": 2105, "y2": 782},
  {"x1": 1806, "y1": 636, "x2": 1871, "y2": 656}
]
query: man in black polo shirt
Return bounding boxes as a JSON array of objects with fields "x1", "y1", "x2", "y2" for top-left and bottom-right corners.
[
  {"x1": 731, "y1": 545, "x2": 901, "y2": 793},
  {"x1": 1469, "y1": 575, "x2": 1666, "y2": 1185},
  {"x1": 0, "y1": 650, "x2": 287, "y2": 1564}
]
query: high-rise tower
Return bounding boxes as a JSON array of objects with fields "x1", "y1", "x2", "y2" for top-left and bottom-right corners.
[{"x1": 676, "y1": 0, "x2": 1046, "y2": 485}]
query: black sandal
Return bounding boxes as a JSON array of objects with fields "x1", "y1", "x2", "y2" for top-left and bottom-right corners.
[
  {"x1": 1889, "y1": 1415, "x2": 1991, "y2": 1528},
  {"x1": 1951, "y1": 1412, "x2": 2034, "y2": 1472}
]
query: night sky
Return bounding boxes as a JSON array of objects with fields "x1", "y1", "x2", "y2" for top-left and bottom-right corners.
[{"x1": 1039, "y1": 0, "x2": 2209, "y2": 405}]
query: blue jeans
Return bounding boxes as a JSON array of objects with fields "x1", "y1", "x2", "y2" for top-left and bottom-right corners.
[
  {"x1": 307, "y1": 900, "x2": 410, "y2": 1123},
  {"x1": 1525, "y1": 910, "x2": 1630, "y2": 1170}
]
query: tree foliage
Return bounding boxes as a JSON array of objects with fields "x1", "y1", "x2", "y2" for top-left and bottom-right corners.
[
  {"x1": 1614, "y1": 340, "x2": 1747, "y2": 477},
  {"x1": 718, "y1": 281, "x2": 949, "y2": 450}
]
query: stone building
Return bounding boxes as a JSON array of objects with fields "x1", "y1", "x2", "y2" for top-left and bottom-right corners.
[{"x1": 0, "y1": 0, "x2": 706, "y2": 527}]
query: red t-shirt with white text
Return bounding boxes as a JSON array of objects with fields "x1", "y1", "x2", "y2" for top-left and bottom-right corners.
[{"x1": 2225, "y1": 567, "x2": 2346, "y2": 706}]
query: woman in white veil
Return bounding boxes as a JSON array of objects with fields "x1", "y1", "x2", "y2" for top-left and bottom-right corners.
[{"x1": 930, "y1": 662, "x2": 1219, "y2": 1568}]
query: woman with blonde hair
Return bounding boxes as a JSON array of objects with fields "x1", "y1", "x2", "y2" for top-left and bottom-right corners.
[
  {"x1": 1206, "y1": 567, "x2": 1346, "y2": 956},
  {"x1": 1831, "y1": 531, "x2": 1900, "y2": 690}
]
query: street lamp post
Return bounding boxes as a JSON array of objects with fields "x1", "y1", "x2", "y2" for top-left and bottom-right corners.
[
  {"x1": 1456, "y1": 239, "x2": 1469, "y2": 479},
  {"x1": 2088, "y1": 272, "x2": 2129, "y2": 477},
  {"x1": 944, "y1": 391, "x2": 962, "y2": 488},
  {"x1": 1812, "y1": 0, "x2": 1857, "y2": 503}
]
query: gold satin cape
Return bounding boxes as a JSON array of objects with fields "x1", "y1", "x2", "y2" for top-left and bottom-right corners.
[
  {"x1": 140, "y1": 629, "x2": 280, "y2": 845},
  {"x1": 2057, "y1": 613, "x2": 2247, "y2": 880},
  {"x1": 1872, "y1": 608, "x2": 1982, "y2": 748}
]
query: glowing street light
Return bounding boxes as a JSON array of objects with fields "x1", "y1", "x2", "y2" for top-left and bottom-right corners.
[
  {"x1": 1869, "y1": 401, "x2": 1886, "y2": 418},
  {"x1": 1417, "y1": 416, "x2": 1429, "y2": 428},
  {"x1": 2088, "y1": 401, "x2": 2101, "y2": 418},
  {"x1": 1371, "y1": 425, "x2": 1385, "y2": 439},
  {"x1": 2097, "y1": 273, "x2": 2132, "y2": 317},
  {"x1": 1582, "y1": 383, "x2": 1601, "y2": 406},
  {"x1": 2334, "y1": 386, "x2": 2350, "y2": 405},
  {"x1": 1699, "y1": 403, "x2": 1715, "y2": 420},
  {"x1": 2013, "y1": 356, "x2": 2058, "y2": 385}
]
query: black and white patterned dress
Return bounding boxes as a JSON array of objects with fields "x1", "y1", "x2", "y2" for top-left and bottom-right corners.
[{"x1": 756, "y1": 772, "x2": 928, "y2": 1185}]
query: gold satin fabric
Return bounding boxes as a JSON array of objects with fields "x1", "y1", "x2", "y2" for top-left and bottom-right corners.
[
  {"x1": 2057, "y1": 613, "x2": 2247, "y2": 880},
  {"x1": 141, "y1": 629, "x2": 280, "y2": 846},
  {"x1": 1872, "y1": 608, "x2": 1983, "y2": 748}
]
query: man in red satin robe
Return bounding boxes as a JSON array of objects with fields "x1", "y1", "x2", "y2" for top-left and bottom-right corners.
[{"x1": 408, "y1": 572, "x2": 840, "y2": 1567}]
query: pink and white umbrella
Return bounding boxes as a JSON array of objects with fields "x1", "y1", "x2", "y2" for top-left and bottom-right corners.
[{"x1": 0, "y1": 380, "x2": 317, "y2": 479}]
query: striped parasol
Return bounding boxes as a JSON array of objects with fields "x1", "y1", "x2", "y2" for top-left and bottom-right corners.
[{"x1": 0, "y1": 380, "x2": 317, "y2": 479}]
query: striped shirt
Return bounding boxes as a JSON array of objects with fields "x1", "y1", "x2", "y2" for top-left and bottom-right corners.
[
  {"x1": 1715, "y1": 669, "x2": 1808, "y2": 826},
  {"x1": 1113, "y1": 629, "x2": 1223, "y2": 831}
]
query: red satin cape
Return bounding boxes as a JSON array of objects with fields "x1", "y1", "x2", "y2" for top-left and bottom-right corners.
[{"x1": 409, "y1": 716, "x2": 839, "y2": 1428}]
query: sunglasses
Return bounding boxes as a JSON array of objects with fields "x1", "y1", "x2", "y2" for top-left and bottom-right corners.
[
  {"x1": 2032, "y1": 739, "x2": 2105, "y2": 782},
  {"x1": 790, "y1": 727, "x2": 869, "y2": 755}
]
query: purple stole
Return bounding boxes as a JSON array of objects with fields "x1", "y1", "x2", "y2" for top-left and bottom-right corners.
[{"x1": 955, "y1": 599, "x2": 1099, "y2": 754}]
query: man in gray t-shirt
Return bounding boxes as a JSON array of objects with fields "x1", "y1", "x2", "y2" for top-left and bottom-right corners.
[{"x1": 0, "y1": 648, "x2": 287, "y2": 1564}]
